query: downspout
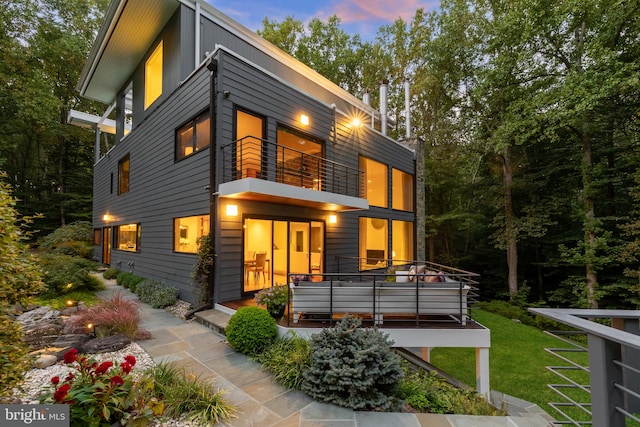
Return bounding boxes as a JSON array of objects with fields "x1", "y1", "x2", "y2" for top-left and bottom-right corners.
[
  {"x1": 207, "y1": 58, "x2": 218, "y2": 307},
  {"x1": 94, "y1": 126, "x2": 101, "y2": 164}
]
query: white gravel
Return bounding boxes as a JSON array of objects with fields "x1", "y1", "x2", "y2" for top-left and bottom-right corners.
[{"x1": 12, "y1": 300, "x2": 205, "y2": 426}]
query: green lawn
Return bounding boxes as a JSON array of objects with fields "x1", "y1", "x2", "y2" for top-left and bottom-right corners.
[{"x1": 430, "y1": 309, "x2": 590, "y2": 422}]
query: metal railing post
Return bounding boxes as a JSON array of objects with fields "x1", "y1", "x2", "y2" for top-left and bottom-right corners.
[{"x1": 589, "y1": 334, "x2": 624, "y2": 427}]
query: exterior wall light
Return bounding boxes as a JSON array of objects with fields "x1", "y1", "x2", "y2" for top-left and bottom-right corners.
[
  {"x1": 300, "y1": 114, "x2": 309, "y2": 126},
  {"x1": 328, "y1": 214, "x2": 337, "y2": 224},
  {"x1": 351, "y1": 118, "x2": 362, "y2": 127},
  {"x1": 226, "y1": 204, "x2": 238, "y2": 216},
  {"x1": 103, "y1": 214, "x2": 110, "y2": 221}
]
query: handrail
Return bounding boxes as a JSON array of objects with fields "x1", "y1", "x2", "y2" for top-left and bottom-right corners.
[{"x1": 529, "y1": 308, "x2": 640, "y2": 427}]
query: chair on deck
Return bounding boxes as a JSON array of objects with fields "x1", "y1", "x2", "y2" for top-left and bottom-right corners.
[{"x1": 247, "y1": 252, "x2": 267, "y2": 283}]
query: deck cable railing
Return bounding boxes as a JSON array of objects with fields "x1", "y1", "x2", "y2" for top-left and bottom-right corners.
[
  {"x1": 285, "y1": 261, "x2": 480, "y2": 328},
  {"x1": 529, "y1": 308, "x2": 640, "y2": 427},
  {"x1": 220, "y1": 136, "x2": 364, "y2": 198}
]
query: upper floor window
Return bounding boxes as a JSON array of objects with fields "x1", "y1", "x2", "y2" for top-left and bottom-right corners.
[
  {"x1": 392, "y1": 168, "x2": 414, "y2": 212},
  {"x1": 115, "y1": 223, "x2": 141, "y2": 252},
  {"x1": 144, "y1": 41, "x2": 163, "y2": 110},
  {"x1": 118, "y1": 154, "x2": 130, "y2": 194},
  {"x1": 174, "y1": 215, "x2": 210, "y2": 253},
  {"x1": 176, "y1": 111, "x2": 210, "y2": 160},
  {"x1": 360, "y1": 157, "x2": 387, "y2": 207}
]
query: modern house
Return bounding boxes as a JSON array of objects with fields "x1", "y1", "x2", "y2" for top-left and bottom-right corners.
[
  {"x1": 71, "y1": 0, "x2": 491, "y2": 394},
  {"x1": 71, "y1": 0, "x2": 416, "y2": 305}
]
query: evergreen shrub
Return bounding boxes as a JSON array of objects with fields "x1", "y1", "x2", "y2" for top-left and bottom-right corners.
[
  {"x1": 122, "y1": 274, "x2": 145, "y2": 293},
  {"x1": 225, "y1": 307, "x2": 277, "y2": 355},
  {"x1": 103, "y1": 267, "x2": 120, "y2": 280},
  {"x1": 302, "y1": 315, "x2": 404, "y2": 411},
  {"x1": 39, "y1": 221, "x2": 93, "y2": 259},
  {"x1": 38, "y1": 253, "x2": 102, "y2": 295},
  {"x1": 135, "y1": 279, "x2": 179, "y2": 308}
]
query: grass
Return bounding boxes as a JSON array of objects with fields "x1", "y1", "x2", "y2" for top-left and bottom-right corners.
[
  {"x1": 430, "y1": 309, "x2": 591, "y2": 422},
  {"x1": 32, "y1": 290, "x2": 101, "y2": 310}
]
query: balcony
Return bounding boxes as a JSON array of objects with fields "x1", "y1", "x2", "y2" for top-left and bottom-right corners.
[{"x1": 219, "y1": 137, "x2": 368, "y2": 211}]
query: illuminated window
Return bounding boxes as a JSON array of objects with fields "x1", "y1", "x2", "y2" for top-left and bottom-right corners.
[
  {"x1": 359, "y1": 217, "x2": 388, "y2": 270},
  {"x1": 176, "y1": 111, "x2": 210, "y2": 160},
  {"x1": 174, "y1": 215, "x2": 210, "y2": 253},
  {"x1": 144, "y1": 42, "x2": 163, "y2": 110},
  {"x1": 392, "y1": 168, "x2": 414, "y2": 211},
  {"x1": 392, "y1": 220, "x2": 413, "y2": 265},
  {"x1": 359, "y1": 157, "x2": 387, "y2": 207},
  {"x1": 118, "y1": 154, "x2": 130, "y2": 194},
  {"x1": 115, "y1": 224, "x2": 141, "y2": 252},
  {"x1": 236, "y1": 110, "x2": 264, "y2": 178}
]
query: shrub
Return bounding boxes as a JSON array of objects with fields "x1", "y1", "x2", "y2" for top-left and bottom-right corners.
[
  {"x1": 302, "y1": 315, "x2": 404, "y2": 411},
  {"x1": 64, "y1": 291, "x2": 151, "y2": 340},
  {"x1": 39, "y1": 221, "x2": 93, "y2": 259},
  {"x1": 38, "y1": 253, "x2": 102, "y2": 295},
  {"x1": 225, "y1": 306, "x2": 277, "y2": 355},
  {"x1": 40, "y1": 349, "x2": 163, "y2": 426},
  {"x1": 0, "y1": 174, "x2": 45, "y2": 306},
  {"x1": 122, "y1": 274, "x2": 145, "y2": 293},
  {"x1": 191, "y1": 235, "x2": 213, "y2": 305},
  {"x1": 256, "y1": 332, "x2": 311, "y2": 390},
  {"x1": 397, "y1": 366, "x2": 504, "y2": 415},
  {"x1": 151, "y1": 362, "x2": 235, "y2": 425},
  {"x1": 103, "y1": 267, "x2": 120, "y2": 280},
  {"x1": 475, "y1": 300, "x2": 536, "y2": 326},
  {"x1": 135, "y1": 279, "x2": 179, "y2": 308},
  {"x1": 0, "y1": 314, "x2": 33, "y2": 402}
]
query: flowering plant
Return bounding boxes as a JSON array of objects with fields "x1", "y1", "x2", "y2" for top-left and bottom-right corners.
[
  {"x1": 254, "y1": 285, "x2": 288, "y2": 312},
  {"x1": 41, "y1": 348, "x2": 163, "y2": 426}
]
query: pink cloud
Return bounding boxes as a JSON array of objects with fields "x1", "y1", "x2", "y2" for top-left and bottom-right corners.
[{"x1": 327, "y1": 0, "x2": 438, "y2": 24}]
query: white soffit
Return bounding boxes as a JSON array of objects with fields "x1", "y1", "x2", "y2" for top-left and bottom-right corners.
[{"x1": 78, "y1": 0, "x2": 179, "y2": 103}]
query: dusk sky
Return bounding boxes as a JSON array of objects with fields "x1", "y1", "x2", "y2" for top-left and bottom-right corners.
[{"x1": 206, "y1": 0, "x2": 441, "y2": 40}]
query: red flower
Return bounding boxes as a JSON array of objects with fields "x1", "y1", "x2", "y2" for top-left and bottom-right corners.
[
  {"x1": 95, "y1": 361, "x2": 113, "y2": 375},
  {"x1": 51, "y1": 376, "x2": 60, "y2": 385},
  {"x1": 53, "y1": 384, "x2": 71, "y2": 402},
  {"x1": 110, "y1": 375, "x2": 124, "y2": 387},
  {"x1": 120, "y1": 362, "x2": 132, "y2": 374},
  {"x1": 124, "y1": 355, "x2": 136, "y2": 366},
  {"x1": 65, "y1": 372, "x2": 74, "y2": 382},
  {"x1": 63, "y1": 348, "x2": 78, "y2": 364}
]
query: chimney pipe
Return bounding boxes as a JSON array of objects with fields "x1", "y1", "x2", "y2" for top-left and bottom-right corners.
[
  {"x1": 380, "y1": 79, "x2": 389, "y2": 135},
  {"x1": 363, "y1": 89, "x2": 370, "y2": 106},
  {"x1": 404, "y1": 77, "x2": 411, "y2": 139}
]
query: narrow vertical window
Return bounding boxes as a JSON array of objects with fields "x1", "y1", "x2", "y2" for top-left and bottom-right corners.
[
  {"x1": 392, "y1": 168, "x2": 414, "y2": 212},
  {"x1": 359, "y1": 157, "x2": 388, "y2": 208},
  {"x1": 144, "y1": 41, "x2": 163, "y2": 110},
  {"x1": 118, "y1": 154, "x2": 130, "y2": 194}
]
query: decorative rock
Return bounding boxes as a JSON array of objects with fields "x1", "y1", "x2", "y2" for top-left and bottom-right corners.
[
  {"x1": 52, "y1": 334, "x2": 93, "y2": 357},
  {"x1": 81, "y1": 335, "x2": 131, "y2": 354},
  {"x1": 17, "y1": 306, "x2": 61, "y2": 325},
  {"x1": 33, "y1": 354, "x2": 58, "y2": 369},
  {"x1": 21, "y1": 320, "x2": 65, "y2": 349}
]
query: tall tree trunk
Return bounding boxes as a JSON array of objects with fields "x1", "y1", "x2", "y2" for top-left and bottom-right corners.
[
  {"x1": 502, "y1": 145, "x2": 518, "y2": 298},
  {"x1": 582, "y1": 119, "x2": 598, "y2": 308}
]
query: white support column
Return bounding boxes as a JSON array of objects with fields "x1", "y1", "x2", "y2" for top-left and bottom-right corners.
[
  {"x1": 476, "y1": 347, "x2": 490, "y2": 396},
  {"x1": 94, "y1": 127, "x2": 101, "y2": 164}
]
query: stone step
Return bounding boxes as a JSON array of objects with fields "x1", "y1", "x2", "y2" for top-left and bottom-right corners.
[{"x1": 193, "y1": 309, "x2": 230, "y2": 336}]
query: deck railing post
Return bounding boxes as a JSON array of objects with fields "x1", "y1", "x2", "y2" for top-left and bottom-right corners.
[{"x1": 589, "y1": 334, "x2": 624, "y2": 427}]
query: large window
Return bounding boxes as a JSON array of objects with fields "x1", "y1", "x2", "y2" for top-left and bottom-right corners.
[
  {"x1": 277, "y1": 126, "x2": 323, "y2": 189},
  {"x1": 392, "y1": 220, "x2": 413, "y2": 265},
  {"x1": 115, "y1": 224, "x2": 141, "y2": 252},
  {"x1": 174, "y1": 215, "x2": 210, "y2": 253},
  {"x1": 176, "y1": 111, "x2": 210, "y2": 160},
  {"x1": 144, "y1": 41, "x2": 163, "y2": 110},
  {"x1": 359, "y1": 217, "x2": 388, "y2": 270},
  {"x1": 118, "y1": 154, "x2": 130, "y2": 194},
  {"x1": 236, "y1": 110, "x2": 264, "y2": 178},
  {"x1": 392, "y1": 168, "x2": 414, "y2": 212},
  {"x1": 360, "y1": 157, "x2": 387, "y2": 207}
]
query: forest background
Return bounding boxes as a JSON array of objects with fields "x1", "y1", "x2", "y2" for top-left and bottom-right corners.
[{"x1": 1, "y1": 0, "x2": 638, "y2": 309}]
